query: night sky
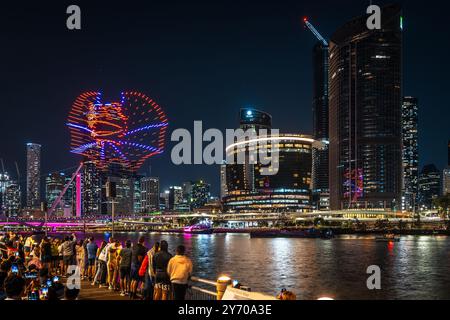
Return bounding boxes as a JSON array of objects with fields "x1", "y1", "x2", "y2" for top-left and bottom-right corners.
[{"x1": 0, "y1": 0, "x2": 449, "y2": 197}]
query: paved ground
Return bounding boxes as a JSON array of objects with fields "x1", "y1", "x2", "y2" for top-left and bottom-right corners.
[{"x1": 78, "y1": 279, "x2": 130, "y2": 300}]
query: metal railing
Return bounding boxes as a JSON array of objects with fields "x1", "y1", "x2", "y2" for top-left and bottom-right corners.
[{"x1": 186, "y1": 276, "x2": 218, "y2": 300}]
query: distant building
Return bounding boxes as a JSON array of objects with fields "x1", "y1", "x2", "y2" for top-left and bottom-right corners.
[
  {"x1": 26, "y1": 143, "x2": 41, "y2": 208},
  {"x1": 402, "y1": 97, "x2": 419, "y2": 212},
  {"x1": 224, "y1": 134, "x2": 317, "y2": 212},
  {"x1": 190, "y1": 180, "x2": 211, "y2": 209},
  {"x1": 133, "y1": 176, "x2": 142, "y2": 214},
  {"x1": 140, "y1": 177, "x2": 160, "y2": 212},
  {"x1": 329, "y1": 4, "x2": 403, "y2": 210},
  {"x1": 418, "y1": 164, "x2": 441, "y2": 210},
  {"x1": 168, "y1": 186, "x2": 184, "y2": 210},
  {"x1": 45, "y1": 172, "x2": 66, "y2": 213},
  {"x1": 160, "y1": 190, "x2": 170, "y2": 211},
  {"x1": 82, "y1": 161, "x2": 102, "y2": 215},
  {"x1": 0, "y1": 173, "x2": 21, "y2": 217},
  {"x1": 311, "y1": 33, "x2": 330, "y2": 211},
  {"x1": 101, "y1": 163, "x2": 134, "y2": 215},
  {"x1": 5, "y1": 181, "x2": 21, "y2": 217},
  {"x1": 220, "y1": 161, "x2": 228, "y2": 200},
  {"x1": 443, "y1": 168, "x2": 450, "y2": 196}
]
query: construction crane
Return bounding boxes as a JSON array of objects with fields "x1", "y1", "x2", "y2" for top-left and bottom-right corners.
[{"x1": 303, "y1": 17, "x2": 328, "y2": 46}]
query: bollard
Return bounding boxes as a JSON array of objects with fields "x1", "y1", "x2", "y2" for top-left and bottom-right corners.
[{"x1": 216, "y1": 276, "x2": 232, "y2": 300}]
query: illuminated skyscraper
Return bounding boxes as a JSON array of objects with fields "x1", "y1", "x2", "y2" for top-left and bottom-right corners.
[
  {"x1": 402, "y1": 97, "x2": 419, "y2": 212},
  {"x1": 311, "y1": 36, "x2": 330, "y2": 211},
  {"x1": 329, "y1": 4, "x2": 403, "y2": 210},
  {"x1": 45, "y1": 172, "x2": 66, "y2": 213},
  {"x1": 168, "y1": 186, "x2": 183, "y2": 210},
  {"x1": 190, "y1": 180, "x2": 210, "y2": 209},
  {"x1": 26, "y1": 143, "x2": 41, "y2": 208},
  {"x1": 82, "y1": 161, "x2": 101, "y2": 215},
  {"x1": 226, "y1": 108, "x2": 272, "y2": 193},
  {"x1": 418, "y1": 164, "x2": 441, "y2": 210},
  {"x1": 140, "y1": 177, "x2": 160, "y2": 212},
  {"x1": 5, "y1": 181, "x2": 21, "y2": 217},
  {"x1": 443, "y1": 168, "x2": 450, "y2": 196},
  {"x1": 0, "y1": 172, "x2": 11, "y2": 215},
  {"x1": 220, "y1": 161, "x2": 228, "y2": 200}
]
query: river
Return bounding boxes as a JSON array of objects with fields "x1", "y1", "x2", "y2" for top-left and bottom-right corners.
[{"x1": 77, "y1": 232, "x2": 450, "y2": 300}]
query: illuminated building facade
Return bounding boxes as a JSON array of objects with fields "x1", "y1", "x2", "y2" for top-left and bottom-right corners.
[
  {"x1": 1, "y1": 172, "x2": 21, "y2": 216},
  {"x1": 190, "y1": 180, "x2": 211, "y2": 209},
  {"x1": 226, "y1": 108, "x2": 272, "y2": 193},
  {"x1": 401, "y1": 97, "x2": 419, "y2": 212},
  {"x1": 220, "y1": 161, "x2": 228, "y2": 200},
  {"x1": 224, "y1": 134, "x2": 319, "y2": 212},
  {"x1": 100, "y1": 163, "x2": 135, "y2": 215},
  {"x1": 311, "y1": 38, "x2": 330, "y2": 211},
  {"x1": 82, "y1": 161, "x2": 101, "y2": 215},
  {"x1": 329, "y1": 4, "x2": 403, "y2": 210},
  {"x1": 45, "y1": 172, "x2": 66, "y2": 213},
  {"x1": 418, "y1": 164, "x2": 441, "y2": 210},
  {"x1": 168, "y1": 186, "x2": 184, "y2": 210},
  {"x1": 26, "y1": 143, "x2": 41, "y2": 208},
  {"x1": 5, "y1": 181, "x2": 21, "y2": 217},
  {"x1": 443, "y1": 168, "x2": 450, "y2": 196},
  {"x1": 140, "y1": 177, "x2": 160, "y2": 212}
]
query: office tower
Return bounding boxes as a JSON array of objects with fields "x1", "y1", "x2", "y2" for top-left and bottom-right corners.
[
  {"x1": 220, "y1": 161, "x2": 228, "y2": 200},
  {"x1": 329, "y1": 4, "x2": 403, "y2": 210},
  {"x1": 224, "y1": 134, "x2": 317, "y2": 212},
  {"x1": 63, "y1": 176, "x2": 76, "y2": 217},
  {"x1": 418, "y1": 164, "x2": 441, "y2": 210},
  {"x1": 226, "y1": 108, "x2": 272, "y2": 193},
  {"x1": 5, "y1": 181, "x2": 21, "y2": 217},
  {"x1": 443, "y1": 168, "x2": 450, "y2": 196},
  {"x1": 133, "y1": 176, "x2": 142, "y2": 214},
  {"x1": 45, "y1": 172, "x2": 66, "y2": 213},
  {"x1": 191, "y1": 180, "x2": 211, "y2": 209},
  {"x1": 402, "y1": 97, "x2": 419, "y2": 212},
  {"x1": 100, "y1": 163, "x2": 134, "y2": 215},
  {"x1": 168, "y1": 186, "x2": 183, "y2": 210},
  {"x1": 140, "y1": 177, "x2": 160, "y2": 212},
  {"x1": 26, "y1": 143, "x2": 41, "y2": 208},
  {"x1": 310, "y1": 29, "x2": 330, "y2": 211},
  {"x1": 82, "y1": 161, "x2": 101, "y2": 215},
  {"x1": 0, "y1": 172, "x2": 9, "y2": 215},
  {"x1": 160, "y1": 190, "x2": 170, "y2": 211}
]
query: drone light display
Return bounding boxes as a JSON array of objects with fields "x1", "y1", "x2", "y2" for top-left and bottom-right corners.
[{"x1": 67, "y1": 91, "x2": 168, "y2": 171}]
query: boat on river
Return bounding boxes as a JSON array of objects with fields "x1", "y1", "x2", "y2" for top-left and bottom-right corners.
[{"x1": 183, "y1": 224, "x2": 213, "y2": 235}]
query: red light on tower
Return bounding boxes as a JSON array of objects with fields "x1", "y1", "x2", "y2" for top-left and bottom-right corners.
[{"x1": 303, "y1": 17, "x2": 308, "y2": 23}]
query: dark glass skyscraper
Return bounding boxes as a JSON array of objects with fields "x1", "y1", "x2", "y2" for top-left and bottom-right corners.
[
  {"x1": 329, "y1": 4, "x2": 403, "y2": 210},
  {"x1": 226, "y1": 108, "x2": 272, "y2": 193},
  {"x1": 401, "y1": 97, "x2": 419, "y2": 212},
  {"x1": 311, "y1": 39, "x2": 330, "y2": 210},
  {"x1": 418, "y1": 164, "x2": 441, "y2": 210},
  {"x1": 26, "y1": 143, "x2": 41, "y2": 208}
]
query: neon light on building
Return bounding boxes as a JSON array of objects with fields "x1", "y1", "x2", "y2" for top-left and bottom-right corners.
[{"x1": 67, "y1": 91, "x2": 169, "y2": 171}]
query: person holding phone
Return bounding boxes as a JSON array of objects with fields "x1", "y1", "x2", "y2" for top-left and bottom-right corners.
[{"x1": 3, "y1": 274, "x2": 26, "y2": 300}]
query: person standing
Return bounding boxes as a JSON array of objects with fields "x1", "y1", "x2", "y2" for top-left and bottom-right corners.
[
  {"x1": 139, "y1": 242, "x2": 159, "y2": 300},
  {"x1": 167, "y1": 245, "x2": 193, "y2": 301},
  {"x1": 40, "y1": 237, "x2": 52, "y2": 271},
  {"x1": 61, "y1": 234, "x2": 77, "y2": 275},
  {"x1": 118, "y1": 240, "x2": 132, "y2": 296},
  {"x1": 75, "y1": 240, "x2": 85, "y2": 280},
  {"x1": 152, "y1": 240, "x2": 172, "y2": 300},
  {"x1": 86, "y1": 237, "x2": 98, "y2": 282},
  {"x1": 129, "y1": 236, "x2": 147, "y2": 299}
]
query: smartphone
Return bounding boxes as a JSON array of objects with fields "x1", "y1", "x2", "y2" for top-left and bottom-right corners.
[
  {"x1": 40, "y1": 287, "x2": 49, "y2": 300},
  {"x1": 53, "y1": 276, "x2": 60, "y2": 283},
  {"x1": 11, "y1": 264, "x2": 19, "y2": 274},
  {"x1": 28, "y1": 291, "x2": 39, "y2": 301},
  {"x1": 46, "y1": 279, "x2": 53, "y2": 287},
  {"x1": 15, "y1": 251, "x2": 20, "y2": 257}
]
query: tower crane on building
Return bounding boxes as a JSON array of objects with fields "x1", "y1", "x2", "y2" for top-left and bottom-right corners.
[{"x1": 303, "y1": 17, "x2": 328, "y2": 47}]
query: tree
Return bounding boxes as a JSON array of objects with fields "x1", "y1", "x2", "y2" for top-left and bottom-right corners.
[{"x1": 433, "y1": 195, "x2": 450, "y2": 219}]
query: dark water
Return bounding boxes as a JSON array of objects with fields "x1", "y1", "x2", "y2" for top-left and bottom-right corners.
[{"x1": 80, "y1": 232, "x2": 450, "y2": 300}]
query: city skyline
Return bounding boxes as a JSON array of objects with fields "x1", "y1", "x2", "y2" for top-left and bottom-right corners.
[{"x1": 0, "y1": 0, "x2": 449, "y2": 198}]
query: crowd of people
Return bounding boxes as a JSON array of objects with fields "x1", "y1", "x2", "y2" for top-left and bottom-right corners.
[{"x1": 0, "y1": 231, "x2": 193, "y2": 300}]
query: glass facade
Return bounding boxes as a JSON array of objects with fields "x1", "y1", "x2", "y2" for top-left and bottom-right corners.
[
  {"x1": 329, "y1": 4, "x2": 403, "y2": 210},
  {"x1": 26, "y1": 143, "x2": 41, "y2": 208}
]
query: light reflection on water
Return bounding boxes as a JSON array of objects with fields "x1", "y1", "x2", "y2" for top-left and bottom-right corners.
[{"x1": 75, "y1": 232, "x2": 450, "y2": 300}]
